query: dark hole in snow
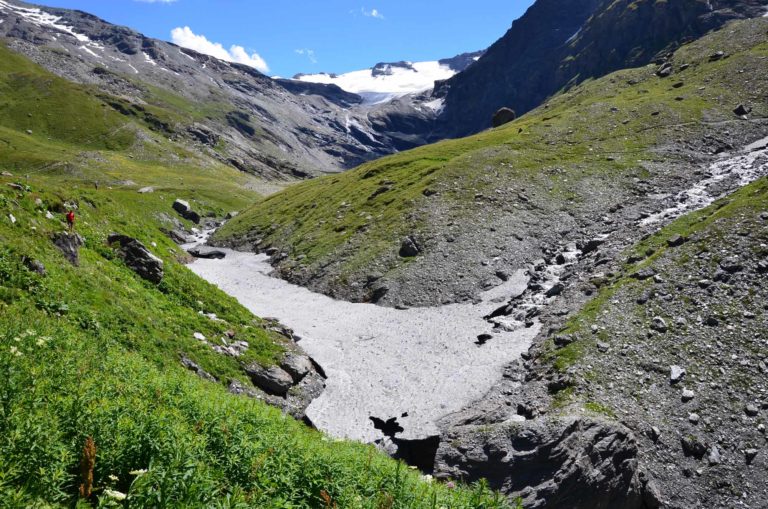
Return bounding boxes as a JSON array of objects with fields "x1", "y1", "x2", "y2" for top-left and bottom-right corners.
[{"x1": 370, "y1": 416, "x2": 404, "y2": 438}]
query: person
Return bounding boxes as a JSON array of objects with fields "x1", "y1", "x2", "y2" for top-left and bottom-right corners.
[{"x1": 66, "y1": 210, "x2": 75, "y2": 232}]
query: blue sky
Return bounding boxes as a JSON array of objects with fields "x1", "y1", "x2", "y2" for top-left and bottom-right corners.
[{"x1": 35, "y1": 0, "x2": 535, "y2": 77}]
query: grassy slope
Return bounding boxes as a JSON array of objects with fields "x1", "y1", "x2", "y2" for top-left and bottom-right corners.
[
  {"x1": 216, "y1": 18, "x2": 768, "y2": 283},
  {"x1": 0, "y1": 44, "x2": 510, "y2": 507}
]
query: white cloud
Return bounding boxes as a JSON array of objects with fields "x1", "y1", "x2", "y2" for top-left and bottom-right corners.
[
  {"x1": 170, "y1": 26, "x2": 269, "y2": 72},
  {"x1": 361, "y1": 7, "x2": 385, "y2": 19},
  {"x1": 295, "y1": 48, "x2": 317, "y2": 64}
]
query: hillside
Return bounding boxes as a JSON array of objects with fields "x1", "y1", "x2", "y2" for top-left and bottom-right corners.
[
  {"x1": 0, "y1": 41, "x2": 510, "y2": 507},
  {"x1": 215, "y1": 18, "x2": 768, "y2": 309}
]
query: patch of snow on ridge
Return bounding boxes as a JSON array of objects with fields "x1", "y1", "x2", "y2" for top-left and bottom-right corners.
[
  {"x1": 0, "y1": 0, "x2": 89, "y2": 42},
  {"x1": 296, "y1": 60, "x2": 456, "y2": 104}
]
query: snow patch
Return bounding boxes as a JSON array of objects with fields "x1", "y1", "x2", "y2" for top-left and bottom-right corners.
[
  {"x1": 127, "y1": 64, "x2": 139, "y2": 74},
  {"x1": 566, "y1": 28, "x2": 581, "y2": 44},
  {"x1": 0, "y1": 0, "x2": 89, "y2": 42},
  {"x1": 142, "y1": 52, "x2": 157, "y2": 66},
  {"x1": 297, "y1": 60, "x2": 457, "y2": 105},
  {"x1": 79, "y1": 46, "x2": 101, "y2": 59},
  {"x1": 188, "y1": 251, "x2": 535, "y2": 443}
]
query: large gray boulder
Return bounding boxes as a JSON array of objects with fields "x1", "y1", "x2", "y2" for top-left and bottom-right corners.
[
  {"x1": 108, "y1": 234, "x2": 164, "y2": 283},
  {"x1": 492, "y1": 107, "x2": 517, "y2": 128},
  {"x1": 188, "y1": 246, "x2": 227, "y2": 259},
  {"x1": 435, "y1": 417, "x2": 659, "y2": 509},
  {"x1": 51, "y1": 232, "x2": 84, "y2": 266},
  {"x1": 280, "y1": 353, "x2": 313, "y2": 382},
  {"x1": 245, "y1": 363, "x2": 294, "y2": 396},
  {"x1": 172, "y1": 199, "x2": 201, "y2": 224}
]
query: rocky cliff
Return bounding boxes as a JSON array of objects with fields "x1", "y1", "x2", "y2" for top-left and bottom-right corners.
[{"x1": 434, "y1": 0, "x2": 768, "y2": 139}]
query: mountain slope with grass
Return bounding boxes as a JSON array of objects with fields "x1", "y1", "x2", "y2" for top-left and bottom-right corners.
[
  {"x1": 0, "y1": 40, "x2": 512, "y2": 508},
  {"x1": 215, "y1": 18, "x2": 768, "y2": 309}
]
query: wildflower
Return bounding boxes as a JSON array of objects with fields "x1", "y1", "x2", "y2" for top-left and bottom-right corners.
[
  {"x1": 108, "y1": 474, "x2": 119, "y2": 482},
  {"x1": 36, "y1": 338, "x2": 46, "y2": 347},
  {"x1": 10, "y1": 346, "x2": 21, "y2": 357},
  {"x1": 129, "y1": 469, "x2": 147, "y2": 476},
  {"x1": 104, "y1": 489, "x2": 127, "y2": 501},
  {"x1": 24, "y1": 329, "x2": 36, "y2": 337},
  {"x1": 421, "y1": 474, "x2": 433, "y2": 483},
  {"x1": 445, "y1": 481, "x2": 456, "y2": 489}
]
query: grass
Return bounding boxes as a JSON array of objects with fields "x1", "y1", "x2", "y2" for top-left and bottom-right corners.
[
  {"x1": 0, "y1": 42, "x2": 513, "y2": 507},
  {"x1": 216, "y1": 18, "x2": 768, "y2": 285}
]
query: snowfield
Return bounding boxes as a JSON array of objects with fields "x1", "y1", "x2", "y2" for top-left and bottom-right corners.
[{"x1": 296, "y1": 60, "x2": 457, "y2": 104}]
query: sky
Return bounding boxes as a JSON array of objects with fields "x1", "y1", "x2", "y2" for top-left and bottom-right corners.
[{"x1": 34, "y1": 0, "x2": 536, "y2": 78}]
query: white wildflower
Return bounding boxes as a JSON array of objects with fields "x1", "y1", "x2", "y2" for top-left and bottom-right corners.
[
  {"x1": 104, "y1": 489, "x2": 127, "y2": 500},
  {"x1": 10, "y1": 346, "x2": 21, "y2": 357},
  {"x1": 421, "y1": 474, "x2": 433, "y2": 483},
  {"x1": 108, "y1": 474, "x2": 119, "y2": 482},
  {"x1": 129, "y1": 469, "x2": 147, "y2": 476}
]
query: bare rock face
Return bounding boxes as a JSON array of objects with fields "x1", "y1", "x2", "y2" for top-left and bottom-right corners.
[
  {"x1": 435, "y1": 417, "x2": 659, "y2": 509},
  {"x1": 51, "y1": 232, "x2": 84, "y2": 266},
  {"x1": 107, "y1": 233, "x2": 164, "y2": 283}
]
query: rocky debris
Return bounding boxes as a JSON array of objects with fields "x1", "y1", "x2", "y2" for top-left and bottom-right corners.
[
  {"x1": 656, "y1": 62, "x2": 673, "y2": 78},
  {"x1": 681, "y1": 389, "x2": 695, "y2": 402},
  {"x1": 650, "y1": 316, "x2": 668, "y2": 333},
  {"x1": 244, "y1": 363, "x2": 295, "y2": 396},
  {"x1": 172, "y1": 199, "x2": 201, "y2": 224},
  {"x1": 51, "y1": 232, "x2": 84, "y2": 266},
  {"x1": 491, "y1": 107, "x2": 516, "y2": 128},
  {"x1": 107, "y1": 233, "x2": 164, "y2": 283},
  {"x1": 180, "y1": 355, "x2": 217, "y2": 382},
  {"x1": 435, "y1": 418, "x2": 656, "y2": 508},
  {"x1": 137, "y1": 186, "x2": 154, "y2": 194},
  {"x1": 681, "y1": 436, "x2": 707, "y2": 459},
  {"x1": 745, "y1": 404, "x2": 759, "y2": 417},
  {"x1": 399, "y1": 236, "x2": 421, "y2": 258},
  {"x1": 188, "y1": 246, "x2": 227, "y2": 259}
]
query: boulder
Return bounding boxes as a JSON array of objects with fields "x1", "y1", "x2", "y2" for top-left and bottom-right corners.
[
  {"x1": 280, "y1": 353, "x2": 314, "y2": 382},
  {"x1": 188, "y1": 246, "x2": 227, "y2": 259},
  {"x1": 172, "y1": 199, "x2": 201, "y2": 224},
  {"x1": 22, "y1": 256, "x2": 46, "y2": 275},
  {"x1": 733, "y1": 104, "x2": 752, "y2": 116},
  {"x1": 492, "y1": 107, "x2": 517, "y2": 128},
  {"x1": 399, "y1": 236, "x2": 421, "y2": 258},
  {"x1": 137, "y1": 186, "x2": 154, "y2": 194},
  {"x1": 245, "y1": 363, "x2": 294, "y2": 396},
  {"x1": 107, "y1": 234, "x2": 164, "y2": 283},
  {"x1": 51, "y1": 232, "x2": 85, "y2": 266}
]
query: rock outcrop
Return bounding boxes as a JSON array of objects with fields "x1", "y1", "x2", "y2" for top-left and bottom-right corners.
[
  {"x1": 51, "y1": 232, "x2": 84, "y2": 266},
  {"x1": 107, "y1": 233, "x2": 164, "y2": 283},
  {"x1": 172, "y1": 199, "x2": 201, "y2": 224}
]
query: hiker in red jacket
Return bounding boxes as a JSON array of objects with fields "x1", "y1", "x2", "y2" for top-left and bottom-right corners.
[{"x1": 66, "y1": 210, "x2": 75, "y2": 232}]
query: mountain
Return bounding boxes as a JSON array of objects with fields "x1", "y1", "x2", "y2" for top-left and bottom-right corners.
[
  {"x1": 295, "y1": 51, "x2": 483, "y2": 105},
  {"x1": 0, "y1": 0, "x2": 452, "y2": 178},
  {"x1": 433, "y1": 0, "x2": 768, "y2": 139},
  {"x1": 215, "y1": 17, "x2": 768, "y2": 506}
]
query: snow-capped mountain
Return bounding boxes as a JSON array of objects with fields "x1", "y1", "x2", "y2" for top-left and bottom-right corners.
[{"x1": 294, "y1": 52, "x2": 483, "y2": 105}]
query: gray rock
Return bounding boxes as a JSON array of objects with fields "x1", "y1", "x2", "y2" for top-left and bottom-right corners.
[
  {"x1": 597, "y1": 341, "x2": 610, "y2": 353},
  {"x1": 745, "y1": 449, "x2": 759, "y2": 465},
  {"x1": 51, "y1": 232, "x2": 84, "y2": 266},
  {"x1": 108, "y1": 233, "x2": 164, "y2": 283},
  {"x1": 733, "y1": 104, "x2": 752, "y2": 116},
  {"x1": 651, "y1": 316, "x2": 668, "y2": 333},
  {"x1": 681, "y1": 436, "x2": 707, "y2": 459},
  {"x1": 399, "y1": 236, "x2": 421, "y2": 257},
  {"x1": 22, "y1": 256, "x2": 46, "y2": 275},
  {"x1": 137, "y1": 186, "x2": 154, "y2": 193},
  {"x1": 172, "y1": 199, "x2": 201, "y2": 224},
  {"x1": 720, "y1": 256, "x2": 743, "y2": 273},
  {"x1": 632, "y1": 268, "x2": 656, "y2": 280},
  {"x1": 491, "y1": 107, "x2": 516, "y2": 128},
  {"x1": 245, "y1": 363, "x2": 294, "y2": 396},
  {"x1": 280, "y1": 353, "x2": 314, "y2": 382},
  {"x1": 670, "y1": 365, "x2": 686, "y2": 384},
  {"x1": 688, "y1": 413, "x2": 700, "y2": 425},
  {"x1": 656, "y1": 62, "x2": 673, "y2": 78},
  {"x1": 681, "y1": 389, "x2": 695, "y2": 402},
  {"x1": 180, "y1": 355, "x2": 217, "y2": 382},
  {"x1": 667, "y1": 234, "x2": 686, "y2": 247},
  {"x1": 745, "y1": 404, "x2": 759, "y2": 417},
  {"x1": 649, "y1": 426, "x2": 662, "y2": 442},
  {"x1": 708, "y1": 446, "x2": 721, "y2": 466}
]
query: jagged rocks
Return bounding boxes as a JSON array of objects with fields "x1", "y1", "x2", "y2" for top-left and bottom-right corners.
[
  {"x1": 172, "y1": 199, "x2": 201, "y2": 224},
  {"x1": 435, "y1": 417, "x2": 655, "y2": 509},
  {"x1": 51, "y1": 232, "x2": 84, "y2": 266},
  {"x1": 107, "y1": 234, "x2": 164, "y2": 283},
  {"x1": 280, "y1": 353, "x2": 313, "y2": 382},
  {"x1": 492, "y1": 107, "x2": 517, "y2": 128},
  {"x1": 245, "y1": 363, "x2": 295, "y2": 396}
]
